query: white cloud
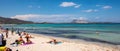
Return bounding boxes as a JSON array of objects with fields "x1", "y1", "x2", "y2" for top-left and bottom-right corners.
[
  {"x1": 96, "y1": 5, "x2": 102, "y2": 7},
  {"x1": 60, "y1": 2, "x2": 80, "y2": 8},
  {"x1": 11, "y1": 14, "x2": 76, "y2": 23},
  {"x1": 95, "y1": 17, "x2": 100, "y2": 19},
  {"x1": 102, "y1": 5, "x2": 112, "y2": 9},
  {"x1": 74, "y1": 5, "x2": 81, "y2": 8},
  {"x1": 11, "y1": 14, "x2": 40, "y2": 20},
  {"x1": 60, "y1": 2, "x2": 76, "y2": 7},
  {"x1": 82, "y1": 9, "x2": 98, "y2": 13},
  {"x1": 83, "y1": 9, "x2": 92, "y2": 12}
]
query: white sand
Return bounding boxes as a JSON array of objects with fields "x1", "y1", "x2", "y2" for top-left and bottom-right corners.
[{"x1": 2, "y1": 31, "x2": 120, "y2": 51}]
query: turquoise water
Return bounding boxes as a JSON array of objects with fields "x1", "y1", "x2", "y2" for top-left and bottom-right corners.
[{"x1": 4, "y1": 23, "x2": 120, "y2": 45}]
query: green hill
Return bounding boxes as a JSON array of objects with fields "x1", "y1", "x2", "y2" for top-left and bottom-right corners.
[{"x1": 0, "y1": 16, "x2": 34, "y2": 24}]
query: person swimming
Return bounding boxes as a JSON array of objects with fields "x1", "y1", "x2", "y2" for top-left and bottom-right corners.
[{"x1": 96, "y1": 31, "x2": 99, "y2": 35}]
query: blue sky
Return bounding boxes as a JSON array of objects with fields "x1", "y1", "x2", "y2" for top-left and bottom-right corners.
[{"x1": 0, "y1": 0, "x2": 120, "y2": 23}]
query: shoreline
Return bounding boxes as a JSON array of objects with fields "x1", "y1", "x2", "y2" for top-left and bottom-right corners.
[
  {"x1": 29, "y1": 33, "x2": 120, "y2": 50},
  {"x1": 2, "y1": 31, "x2": 120, "y2": 51}
]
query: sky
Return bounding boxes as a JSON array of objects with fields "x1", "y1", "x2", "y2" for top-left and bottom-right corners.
[{"x1": 0, "y1": 0, "x2": 120, "y2": 23}]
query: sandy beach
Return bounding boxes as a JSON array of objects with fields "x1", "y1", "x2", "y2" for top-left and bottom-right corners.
[{"x1": 1, "y1": 31, "x2": 120, "y2": 51}]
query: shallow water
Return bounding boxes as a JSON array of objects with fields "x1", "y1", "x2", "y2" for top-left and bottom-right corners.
[{"x1": 3, "y1": 23, "x2": 120, "y2": 45}]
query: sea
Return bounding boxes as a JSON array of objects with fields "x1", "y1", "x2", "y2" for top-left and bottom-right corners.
[{"x1": 2, "y1": 23, "x2": 120, "y2": 45}]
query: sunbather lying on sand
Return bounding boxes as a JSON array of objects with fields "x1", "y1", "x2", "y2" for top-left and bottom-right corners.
[
  {"x1": 11, "y1": 36, "x2": 25, "y2": 46},
  {"x1": 47, "y1": 39, "x2": 62, "y2": 44}
]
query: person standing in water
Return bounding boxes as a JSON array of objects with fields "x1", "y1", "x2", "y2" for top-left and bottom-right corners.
[
  {"x1": 96, "y1": 31, "x2": 99, "y2": 35},
  {"x1": 5, "y1": 28, "x2": 9, "y2": 38},
  {"x1": 0, "y1": 26, "x2": 3, "y2": 33},
  {"x1": 11, "y1": 27, "x2": 14, "y2": 35}
]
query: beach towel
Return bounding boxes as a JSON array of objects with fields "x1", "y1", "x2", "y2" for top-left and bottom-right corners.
[
  {"x1": 11, "y1": 43, "x2": 18, "y2": 47},
  {"x1": 22, "y1": 42, "x2": 34, "y2": 46},
  {"x1": 49, "y1": 42, "x2": 62, "y2": 45}
]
